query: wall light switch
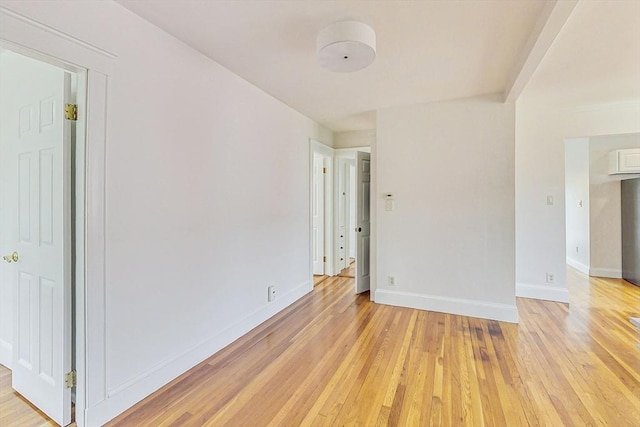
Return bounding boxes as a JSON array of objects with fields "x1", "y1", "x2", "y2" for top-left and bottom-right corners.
[
  {"x1": 385, "y1": 200, "x2": 394, "y2": 211},
  {"x1": 546, "y1": 195, "x2": 554, "y2": 206}
]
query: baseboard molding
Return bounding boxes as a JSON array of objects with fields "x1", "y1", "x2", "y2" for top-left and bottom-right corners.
[
  {"x1": 589, "y1": 267, "x2": 622, "y2": 278},
  {"x1": 516, "y1": 282, "x2": 570, "y2": 303},
  {"x1": 375, "y1": 289, "x2": 518, "y2": 324},
  {"x1": 86, "y1": 280, "x2": 312, "y2": 427},
  {"x1": 0, "y1": 338, "x2": 11, "y2": 369},
  {"x1": 566, "y1": 257, "x2": 589, "y2": 275}
]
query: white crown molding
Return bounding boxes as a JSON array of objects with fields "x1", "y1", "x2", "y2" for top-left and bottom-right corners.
[{"x1": 0, "y1": 6, "x2": 116, "y2": 59}]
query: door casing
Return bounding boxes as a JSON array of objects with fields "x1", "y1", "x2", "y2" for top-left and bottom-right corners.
[
  {"x1": 309, "y1": 140, "x2": 334, "y2": 279},
  {"x1": 312, "y1": 153, "x2": 325, "y2": 275}
]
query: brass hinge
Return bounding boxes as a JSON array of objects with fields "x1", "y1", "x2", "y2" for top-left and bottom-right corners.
[
  {"x1": 323, "y1": 256, "x2": 327, "y2": 262},
  {"x1": 65, "y1": 370, "x2": 76, "y2": 388},
  {"x1": 322, "y1": 167, "x2": 327, "y2": 174},
  {"x1": 64, "y1": 104, "x2": 78, "y2": 121}
]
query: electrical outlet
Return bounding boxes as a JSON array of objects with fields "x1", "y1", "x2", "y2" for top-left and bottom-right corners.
[
  {"x1": 385, "y1": 200, "x2": 394, "y2": 211},
  {"x1": 546, "y1": 273, "x2": 555, "y2": 283},
  {"x1": 268, "y1": 285, "x2": 276, "y2": 302},
  {"x1": 388, "y1": 276, "x2": 395, "y2": 286}
]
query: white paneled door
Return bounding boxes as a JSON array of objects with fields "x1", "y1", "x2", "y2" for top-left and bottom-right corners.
[
  {"x1": 1, "y1": 52, "x2": 72, "y2": 426},
  {"x1": 312, "y1": 154, "x2": 325, "y2": 275},
  {"x1": 355, "y1": 152, "x2": 371, "y2": 294}
]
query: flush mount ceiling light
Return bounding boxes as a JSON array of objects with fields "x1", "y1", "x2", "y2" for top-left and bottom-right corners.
[{"x1": 317, "y1": 21, "x2": 376, "y2": 72}]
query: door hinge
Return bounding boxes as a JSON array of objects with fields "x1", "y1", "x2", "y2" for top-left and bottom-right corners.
[
  {"x1": 65, "y1": 370, "x2": 76, "y2": 388},
  {"x1": 323, "y1": 167, "x2": 327, "y2": 174},
  {"x1": 64, "y1": 104, "x2": 78, "y2": 121},
  {"x1": 323, "y1": 256, "x2": 327, "y2": 262}
]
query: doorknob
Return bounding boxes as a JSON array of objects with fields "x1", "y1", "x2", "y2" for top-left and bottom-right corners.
[{"x1": 2, "y1": 252, "x2": 19, "y2": 263}]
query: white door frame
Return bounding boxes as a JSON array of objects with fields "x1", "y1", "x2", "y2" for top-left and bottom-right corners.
[
  {"x1": 311, "y1": 153, "x2": 325, "y2": 275},
  {"x1": 1, "y1": 7, "x2": 112, "y2": 426},
  {"x1": 309, "y1": 139, "x2": 334, "y2": 279}
]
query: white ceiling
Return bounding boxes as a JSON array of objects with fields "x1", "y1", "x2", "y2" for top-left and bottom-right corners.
[
  {"x1": 521, "y1": 0, "x2": 640, "y2": 107},
  {"x1": 115, "y1": 0, "x2": 640, "y2": 132}
]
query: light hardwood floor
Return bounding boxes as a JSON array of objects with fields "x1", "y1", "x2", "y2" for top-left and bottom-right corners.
[
  {"x1": 338, "y1": 258, "x2": 356, "y2": 278},
  {"x1": 2, "y1": 268, "x2": 639, "y2": 426},
  {"x1": 0, "y1": 365, "x2": 58, "y2": 426},
  {"x1": 313, "y1": 275, "x2": 329, "y2": 286}
]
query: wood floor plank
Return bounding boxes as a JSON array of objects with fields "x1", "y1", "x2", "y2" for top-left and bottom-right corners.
[{"x1": 0, "y1": 365, "x2": 61, "y2": 427}]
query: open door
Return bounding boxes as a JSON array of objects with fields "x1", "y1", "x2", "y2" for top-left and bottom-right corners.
[
  {"x1": 0, "y1": 51, "x2": 72, "y2": 426},
  {"x1": 355, "y1": 151, "x2": 371, "y2": 293}
]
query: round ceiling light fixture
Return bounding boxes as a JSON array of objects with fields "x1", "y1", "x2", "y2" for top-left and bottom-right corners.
[{"x1": 317, "y1": 21, "x2": 376, "y2": 72}]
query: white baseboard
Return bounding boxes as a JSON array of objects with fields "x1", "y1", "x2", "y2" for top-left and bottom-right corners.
[
  {"x1": 516, "y1": 282, "x2": 570, "y2": 303},
  {"x1": 0, "y1": 338, "x2": 11, "y2": 369},
  {"x1": 566, "y1": 257, "x2": 589, "y2": 275},
  {"x1": 374, "y1": 289, "x2": 518, "y2": 324},
  {"x1": 589, "y1": 267, "x2": 622, "y2": 278},
  {"x1": 86, "y1": 280, "x2": 312, "y2": 427}
]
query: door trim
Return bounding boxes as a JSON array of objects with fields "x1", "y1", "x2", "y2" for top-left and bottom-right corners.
[
  {"x1": 311, "y1": 153, "x2": 325, "y2": 275},
  {"x1": 309, "y1": 139, "x2": 334, "y2": 279},
  {"x1": 1, "y1": 7, "x2": 111, "y2": 426},
  {"x1": 369, "y1": 139, "x2": 377, "y2": 302}
]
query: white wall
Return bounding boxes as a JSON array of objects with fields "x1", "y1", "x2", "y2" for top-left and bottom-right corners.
[
  {"x1": 589, "y1": 133, "x2": 640, "y2": 278},
  {"x1": 375, "y1": 94, "x2": 518, "y2": 323},
  {"x1": 0, "y1": 1, "x2": 332, "y2": 424},
  {"x1": 564, "y1": 138, "x2": 590, "y2": 273},
  {"x1": 516, "y1": 101, "x2": 640, "y2": 302},
  {"x1": 334, "y1": 129, "x2": 375, "y2": 149}
]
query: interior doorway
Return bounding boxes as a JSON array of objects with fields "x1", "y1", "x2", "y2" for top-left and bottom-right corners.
[
  {"x1": 0, "y1": 46, "x2": 82, "y2": 427},
  {"x1": 564, "y1": 133, "x2": 640, "y2": 281},
  {"x1": 309, "y1": 143, "x2": 371, "y2": 293},
  {"x1": 334, "y1": 148, "x2": 371, "y2": 294}
]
